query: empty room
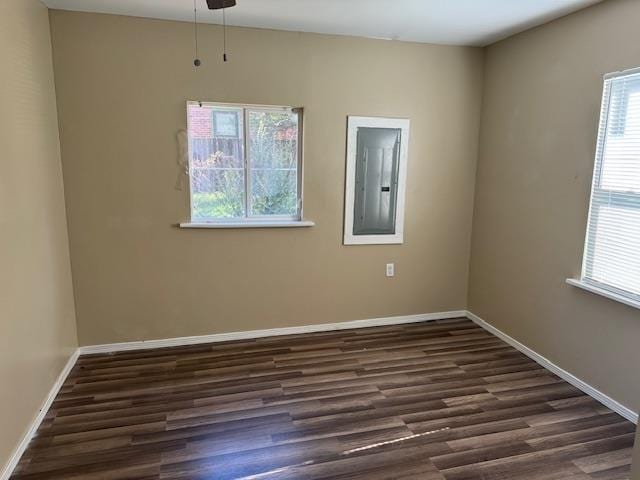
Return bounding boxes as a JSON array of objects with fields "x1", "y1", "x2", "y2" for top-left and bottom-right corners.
[{"x1": 2, "y1": 0, "x2": 640, "y2": 478}]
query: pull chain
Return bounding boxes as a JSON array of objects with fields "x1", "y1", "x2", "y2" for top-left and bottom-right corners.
[
  {"x1": 223, "y1": 6, "x2": 228, "y2": 62},
  {"x1": 193, "y1": 0, "x2": 201, "y2": 67}
]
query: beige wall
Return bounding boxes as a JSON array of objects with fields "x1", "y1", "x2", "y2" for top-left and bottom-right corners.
[
  {"x1": 0, "y1": 0, "x2": 78, "y2": 473},
  {"x1": 49, "y1": 11, "x2": 484, "y2": 346},
  {"x1": 469, "y1": 0, "x2": 640, "y2": 414}
]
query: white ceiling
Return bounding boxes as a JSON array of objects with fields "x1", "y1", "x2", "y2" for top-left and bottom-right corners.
[{"x1": 42, "y1": 0, "x2": 603, "y2": 47}]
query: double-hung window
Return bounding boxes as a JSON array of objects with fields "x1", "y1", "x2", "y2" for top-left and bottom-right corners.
[
  {"x1": 574, "y1": 69, "x2": 640, "y2": 307},
  {"x1": 185, "y1": 102, "x2": 305, "y2": 225}
]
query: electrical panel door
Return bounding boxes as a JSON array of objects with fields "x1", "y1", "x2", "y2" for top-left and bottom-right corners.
[{"x1": 352, "y1": 127, "x2": 401, "y2": 235}]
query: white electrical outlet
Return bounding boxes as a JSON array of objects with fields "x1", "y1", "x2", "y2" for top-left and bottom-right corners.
[{"x1": 386, "y1": 263, "x2": 395, "y2": 277}]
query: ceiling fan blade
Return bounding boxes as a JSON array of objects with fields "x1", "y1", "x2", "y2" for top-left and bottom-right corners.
[{"x1": 206, "y1": 0, "x2": 237, "y2": 9}]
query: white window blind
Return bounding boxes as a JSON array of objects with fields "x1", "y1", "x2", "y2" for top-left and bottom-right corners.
[{"x1": 581, "y1": 69, "x2": 640, "y2": 302}]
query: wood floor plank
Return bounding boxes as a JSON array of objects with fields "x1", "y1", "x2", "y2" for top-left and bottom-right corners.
[{"x1": 10, "y1": 319, "x2": 634, "y2": 480}]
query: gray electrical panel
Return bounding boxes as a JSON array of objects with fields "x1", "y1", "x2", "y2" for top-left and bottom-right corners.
[{"x1": 352, "y1": 127, "x2": 402, "y2": 236}]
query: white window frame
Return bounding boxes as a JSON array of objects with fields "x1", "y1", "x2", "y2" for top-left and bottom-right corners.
[
  {"x1": 343, "y1": 116, "x2": 410, "y2": 245},
  {"x1": 181, "y1": 101, "x2": 312, "y2": 229},
  {"x1": 568, "y1": 67, "x2": 640, "y2": 310}
]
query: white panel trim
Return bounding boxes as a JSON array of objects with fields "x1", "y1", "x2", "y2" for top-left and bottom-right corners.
[
  {"x1": 0, "y1": 349, "x2": 80, "y2": 480},
  {"x1": 79, "y1": 310, "x2": 467, "y2": 354},
  {"x1": 343, "y1": 116, "x2": 410, "y2": 246},
  {"x1": 465, "y1": 311, "x2": 638, "y2": 424}
]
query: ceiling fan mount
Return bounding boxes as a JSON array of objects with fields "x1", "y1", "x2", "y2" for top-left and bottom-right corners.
[{"x1": 206, "y1": 0, "x2": 237, "y2": 9}]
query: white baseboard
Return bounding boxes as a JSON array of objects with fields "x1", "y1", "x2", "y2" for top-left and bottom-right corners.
[
  {"x1": 465, "y1": 310, "x2": 638, "y2": 425},
  {"x1": 79, "y1": 310, "x2": 468, "y2": 355},
  {"x1": 0, "y1": 349, "x2": 80, "y2": 480}
]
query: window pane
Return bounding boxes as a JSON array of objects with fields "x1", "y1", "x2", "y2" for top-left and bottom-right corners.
[
  {"x1": 600, "y1": 86, "x2": 640, "y2": 194},
  {"x1": 588, "y1": 203, "x2": 640, "y2": 295},
  {"x1": 247, "y1": 109, "x2": 299, "y2": 217},
  {"x1": 188, "y1": 104, "x2": 245, "y2": 219}
]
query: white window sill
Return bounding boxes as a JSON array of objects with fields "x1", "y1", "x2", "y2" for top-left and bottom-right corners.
[
  {"x1": 179, "y1": 220, "x2": 315, "y2": 229},
  {"x1": 566, "y1": 278, "x2": 640, "y2": 311}
]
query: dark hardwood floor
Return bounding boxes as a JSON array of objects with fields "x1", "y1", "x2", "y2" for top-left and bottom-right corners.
[{"x1": 11, "y1": 318, "x2": 635, "y2": 480}]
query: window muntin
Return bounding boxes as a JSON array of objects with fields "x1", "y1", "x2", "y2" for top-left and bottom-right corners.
[
  {"x1": 187, "y1": 102, "x2": 302, "y2": 222},
  {"x1": 581, "y1": 70, "x2": 640, "y2": 301}
]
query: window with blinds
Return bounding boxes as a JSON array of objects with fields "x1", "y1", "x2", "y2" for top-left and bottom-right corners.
[{"x1": 581, "y1": 69, "x2": 640, "y2": 303}]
